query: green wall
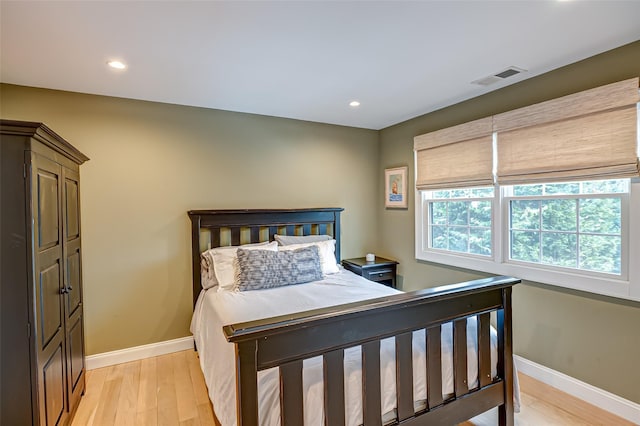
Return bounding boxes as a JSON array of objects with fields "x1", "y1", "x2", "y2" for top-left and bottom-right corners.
[
  {"x1": 377, "y1": 41, "x2": 640, "y2": 403},
  {"x1": 0, "y1": 84, "x2": 379, "y2": 355}
]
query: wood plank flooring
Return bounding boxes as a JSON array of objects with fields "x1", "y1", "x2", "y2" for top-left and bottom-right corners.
[
  {"x1": 72, "y1": 350, "x2": 216, "y2": 426},
  {"x1": 72, "y1": 350, "x2": 629, "y2": 426}
]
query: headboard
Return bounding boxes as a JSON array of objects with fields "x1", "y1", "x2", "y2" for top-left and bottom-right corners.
[{"x1": 188, "y1": 208, "x2": 344, "y2": 307}]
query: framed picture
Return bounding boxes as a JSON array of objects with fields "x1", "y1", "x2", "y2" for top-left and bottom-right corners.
[{"x1": 385, "y1": 166, "x2": 408, "y2": 208}]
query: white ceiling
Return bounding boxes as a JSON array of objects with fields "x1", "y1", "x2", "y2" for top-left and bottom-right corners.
[{"x1": 1, "y1": 1, "x2": 639, "y2": 130}]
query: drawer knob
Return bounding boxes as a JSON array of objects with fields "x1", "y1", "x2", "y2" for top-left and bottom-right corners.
[{"x1": 378, "y1": 273, "x2": 383, "y2": 277}]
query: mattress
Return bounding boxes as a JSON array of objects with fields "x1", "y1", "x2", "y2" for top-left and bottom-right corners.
[{"x1": 191, "y1": 268, "x2": 515, "y2": 425}]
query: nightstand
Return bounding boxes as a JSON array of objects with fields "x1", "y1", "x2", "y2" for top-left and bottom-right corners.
[{"x1": 341, "y1": 257, "x2": 399, "y2": 288}]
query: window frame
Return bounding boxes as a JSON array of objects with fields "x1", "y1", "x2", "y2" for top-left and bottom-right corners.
[{"x1": 415, "y1": 180, "x2": 640, "y2": 302}]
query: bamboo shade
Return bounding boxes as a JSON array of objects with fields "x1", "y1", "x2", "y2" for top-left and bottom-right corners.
[
  {"x1": 493, "y1": 78, "x2": 639, "y2": 133},
  {"x1": 495, "y1": 77, "x2": 639, "y2": 184},
  {"x1": 414, "y1": 117, "x2": 493, "y2": 190}
]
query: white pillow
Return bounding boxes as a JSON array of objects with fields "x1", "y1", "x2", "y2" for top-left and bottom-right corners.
[
  {"x1": 274, "y1": 234, "x2": 331, "y2": 246},
  {"x1": 279, "y1": 239, "x2": 340, "y2": 275},
  {"x1": 200, "y1": 250, "x2": 218, "y2": 289},
  {"x1": 210, "y1": 241, "x2": 279, "y2": 291}
]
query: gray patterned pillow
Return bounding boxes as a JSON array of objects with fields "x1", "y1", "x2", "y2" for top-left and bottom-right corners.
[{"x1": 235, "y1": 246, "x2": 323, "y2": 291}]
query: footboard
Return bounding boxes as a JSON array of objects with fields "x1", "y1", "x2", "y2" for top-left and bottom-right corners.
[{"x1": 224, "y1": 275, "x2": 520, "y2": 426}]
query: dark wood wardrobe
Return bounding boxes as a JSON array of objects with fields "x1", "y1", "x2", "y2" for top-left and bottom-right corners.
[{"x1": 1, "y1": 120, "x2": 89, "y2": 426}]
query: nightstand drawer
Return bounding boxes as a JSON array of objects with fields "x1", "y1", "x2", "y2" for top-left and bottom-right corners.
[{"x1": 363, "y1": 268, "x2": 394, "y2": 282}]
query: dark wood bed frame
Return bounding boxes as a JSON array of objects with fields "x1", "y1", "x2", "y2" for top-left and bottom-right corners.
[{"x1": 188, "y1": 208, "x2": 520, "y2": 426}]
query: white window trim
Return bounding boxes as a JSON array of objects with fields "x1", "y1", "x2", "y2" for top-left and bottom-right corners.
[{"x1": 415, "y1": 180, "x2": 640, "y2": 302}]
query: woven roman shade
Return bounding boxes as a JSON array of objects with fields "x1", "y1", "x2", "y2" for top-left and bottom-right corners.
[
  {"x1": 494, "y1": 77, "x2": 640, "y2": 184},
  {"x1": 414, "y1": 117, "x2": 493, "y2": 190}
]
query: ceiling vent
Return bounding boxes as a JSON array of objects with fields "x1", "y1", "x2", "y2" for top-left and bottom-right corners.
[{"x1": 471, "y1": 66, "x2": 527, "y2": 86}]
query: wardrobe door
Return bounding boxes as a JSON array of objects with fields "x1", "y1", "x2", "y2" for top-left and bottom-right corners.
[
  {"x1": 62, "y1": 166, "x2": 85, "y2": 413},
  {"x1": 30, "y1": 152, "x2": 68, "y2": 426}
]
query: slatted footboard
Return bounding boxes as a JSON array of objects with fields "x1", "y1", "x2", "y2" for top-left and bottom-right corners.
[{"x1": 224, "y1": 275, "x2": 520, "y2": 426}]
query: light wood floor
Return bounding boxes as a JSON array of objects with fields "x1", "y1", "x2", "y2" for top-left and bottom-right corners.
[
  {"x1": 72, "y1": 350, "x2": 216, "y2": 426},
  {"x1": 72, "y1": 350, "x2": 630, "y2": 426}
]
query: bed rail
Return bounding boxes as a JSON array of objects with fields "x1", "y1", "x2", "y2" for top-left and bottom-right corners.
[{"x1": 224, "y1": 275, "x2": 520, "y2": 426}]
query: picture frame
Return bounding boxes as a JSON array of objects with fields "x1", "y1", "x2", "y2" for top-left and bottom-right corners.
[{"x1": 385, "y1": 166, "x2": 408, "y2": 208}]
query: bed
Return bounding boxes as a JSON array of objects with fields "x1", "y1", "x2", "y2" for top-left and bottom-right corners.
[{"x1": 188, "y1": 208, "x2": 520, "y2": 426}]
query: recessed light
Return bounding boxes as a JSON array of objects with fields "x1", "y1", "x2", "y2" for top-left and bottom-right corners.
[
  {"x1": 349, "y1": 101, "x2": 360, "y2": 107},
  {"x1": 107, "y1": 60, "x2": 127, "y2": 70}
]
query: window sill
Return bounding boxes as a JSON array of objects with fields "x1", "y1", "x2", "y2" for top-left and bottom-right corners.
[{"x1": 416, "y1": 249, "x2": 637, "y2": 302}]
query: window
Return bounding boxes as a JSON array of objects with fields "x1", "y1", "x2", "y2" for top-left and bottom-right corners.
[
  {"x1": 416, "y1": 179, "x2": 639, "y2": 301},
  {"x1": 413, "y1": 79, "x2": 639, "y2": 299},
  {"x1": 426, "y1": 188, "x2": 494, "y2": 256},
  {"x1": 506, "y1": 180, "x2": 627, "y2": 277}
]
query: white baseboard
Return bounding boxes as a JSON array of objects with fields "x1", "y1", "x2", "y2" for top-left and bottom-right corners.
[
  {"x1": 514, "y1": 355, "x2": 640, "y2": 424},
  {"x1": 85, "y1": 336, "x2": 194, "y2": 370}
]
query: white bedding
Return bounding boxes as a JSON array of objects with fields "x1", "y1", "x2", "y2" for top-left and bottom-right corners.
[{"x1": 191, "y1": 269, "x2": 516, "y2": 426}]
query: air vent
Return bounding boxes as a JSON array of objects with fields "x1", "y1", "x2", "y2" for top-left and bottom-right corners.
[{"x1": 472, "y1": 66, "x2": 527, "y2": 86}]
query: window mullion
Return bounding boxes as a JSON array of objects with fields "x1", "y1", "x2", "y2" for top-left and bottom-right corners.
[
  {"x1": 467, "y1": 202, "x2": 471, "y2": 253},
  {"x1": 538, "y1": 200, "x2": 543, "y2": 263},
  {"x1": 498, "y1": 185, "x2": 506, "y2": 264},
  {"x1": 576, "y1": 199, "x2": 581, "y2": 269},
  {"x1": 445, "y1": 201, "x2": 450, "y2": 251}
]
